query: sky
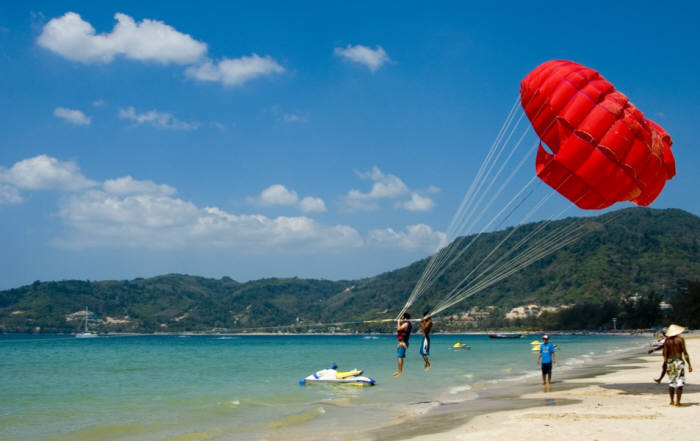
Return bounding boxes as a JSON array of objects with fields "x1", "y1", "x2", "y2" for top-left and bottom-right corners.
[{"x1": 0, "y1": 1, "x2": 698, "y2": 290}]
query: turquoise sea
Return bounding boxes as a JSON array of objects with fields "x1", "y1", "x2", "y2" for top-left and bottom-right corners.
[{"x1": 0, "y1": 333, "x2": 648, "y2": 441}]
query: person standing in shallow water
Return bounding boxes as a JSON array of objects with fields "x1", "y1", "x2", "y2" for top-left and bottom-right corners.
[
  {"x1": 420, "y1": 312, "x2": 433, "y2": 371},
  {"x1": 393, "y1": 313, "x2": 412, "y2": 377},
  {"x1": 537, "y1": 334, "x2": 556, "y2": 385},
  {"x1": 662, "y1": 324, "x2": 692, "y2": 407}
]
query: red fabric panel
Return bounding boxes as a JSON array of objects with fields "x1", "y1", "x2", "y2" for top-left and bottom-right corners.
[
  {"x1": 577, "y1": 191, "x2": 610, "y2": 209},
  {"x1": 598, "y1": 91, "x2": 628, "y2": 117},
  {"x1": 663, "y1": 143, "x2": 676, "y2": 177},
  {"x1": 535, "y1": 143, "x2": 556, "y2": 177},
  {"x1": 634, "y1": 176, "x2": 665, "y2": 206},
  {"x1": 599, "y1": 119, "x2": 634, "y2": 162},
  {"x1": 623, "y1": 138, "x2": 651, "y2": 180},
  {"x1": 637, "y1": 155, "x2": 663, "y2": 187},
  {"x1": 559, "y1": 92, "x2": 597, "y2": 129},
  {"x1": 575, "y1": 148, "x2": 620, "y2": 202},
  {"x1": 540, "y1": 119, "x2": 570, "y2": 154},
  {"x1": 548, "y1": 80, "x2": 579, "y2": 116},
  {"x1": 608, "y1": 167, "x2": 641, "y2": 202},
  {"x1": 576, "y1": 104, "x2": 618, "y2": 144},
  {"x1": 536, "y1": 142, "x2": 608, "y2": 209},
  {"x1": 521, "y1": 60, "x2": 675, "y2": 209},
  {"x1": 555, "y1": 134, "x2": 595, "y2": 171},
  {"x1": 530, "y1": 105, "x2": 557, "y2": 145},
  {"x1": 579, "y1": 81, "x2": 606, "y2": 104}
]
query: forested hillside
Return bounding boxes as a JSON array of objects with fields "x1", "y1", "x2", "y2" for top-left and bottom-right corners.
[{"x1": 1, "y1": 207, "x2": 698, "y2": 333}]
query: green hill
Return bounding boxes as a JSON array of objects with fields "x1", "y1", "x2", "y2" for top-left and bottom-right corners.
[{"x1": 1, "y1": 207, "x2": 698, "y2": 333}]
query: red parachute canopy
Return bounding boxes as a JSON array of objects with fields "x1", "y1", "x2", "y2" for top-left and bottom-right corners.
[{"x1": 520, "y1": 60, "x2": 675, "y2": 209}]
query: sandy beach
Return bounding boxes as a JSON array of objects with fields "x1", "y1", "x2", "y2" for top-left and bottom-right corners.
[{"x1": 402, "y1": 335, "x2": 698, "y2": 441}]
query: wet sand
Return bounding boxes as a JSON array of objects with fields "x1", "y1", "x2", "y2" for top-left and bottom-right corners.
[{"x1": 400, "y1": 335, "x2": 698, "y2": 441}]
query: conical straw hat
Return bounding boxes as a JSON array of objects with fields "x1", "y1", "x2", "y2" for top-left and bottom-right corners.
[{"x1": 665, "y1": 324, "x2": 686, "y2": 337}]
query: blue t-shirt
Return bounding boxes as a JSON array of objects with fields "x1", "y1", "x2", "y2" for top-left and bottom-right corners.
[{"x1": 540, "y1": 342, "x2": 555, "y2": 364}]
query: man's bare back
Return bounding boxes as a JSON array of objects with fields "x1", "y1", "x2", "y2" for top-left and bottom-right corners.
[{"x1": 663, "y1": 336, "x2": 688, "y2": 360}]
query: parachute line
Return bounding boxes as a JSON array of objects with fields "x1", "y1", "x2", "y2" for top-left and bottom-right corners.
[
  {"x1": 398, "y1": 95, "x2": 525, "y2": 318},
  {"x1": 397, "y1": 120, "x2": 536, "y2": 318},
  {"x1": 398, "y1": 97, "x2": 551, "y2": 319}
]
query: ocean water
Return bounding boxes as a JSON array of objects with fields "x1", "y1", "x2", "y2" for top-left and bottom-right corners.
[{"x1": 0, "y1": 333, "x2": 648, "y2": 441}]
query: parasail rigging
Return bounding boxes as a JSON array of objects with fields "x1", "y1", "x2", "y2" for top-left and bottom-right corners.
[{"x1": 398, "y1": 59, "x2": 675, "y2": 320}]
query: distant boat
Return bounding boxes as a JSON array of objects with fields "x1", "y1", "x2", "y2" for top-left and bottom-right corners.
[
  {"x1": 75, "y1": 306, "x2": 98, "y2": 338},
  {"x1": 488, "y1": 333, "x2": 521, "y2": 339}
]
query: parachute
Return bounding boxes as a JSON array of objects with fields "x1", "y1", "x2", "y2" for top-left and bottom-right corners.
[
  {"x1": 398, "y1": 60, "x2": 676, "y2": 319},
  {"x1": 521, "y1": 60, "x2": 675, "y2": 209}
]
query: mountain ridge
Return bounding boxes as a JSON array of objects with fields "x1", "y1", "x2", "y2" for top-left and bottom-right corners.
[{"x1": 1, "y1": 207, "x2": 698, "y2": 333}]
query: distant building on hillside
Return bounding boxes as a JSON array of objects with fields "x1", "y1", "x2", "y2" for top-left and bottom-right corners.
[{"x1": 505, "y1": 304, "x2": 568, "y2": 320}]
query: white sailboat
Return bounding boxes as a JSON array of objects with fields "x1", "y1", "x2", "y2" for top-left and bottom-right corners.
[{"x1": 75, "y1": 306, "x2": 98, "y2": 338}]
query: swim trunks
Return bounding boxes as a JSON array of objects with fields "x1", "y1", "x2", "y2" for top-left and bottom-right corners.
[
  {"x1": 667, "y1": 357, "x2": 685, "y2": 388},
  {"x1": 420, "y1": 336, "x2": 430, "y2": 356},
  {"x1": 541, "y1": 362, "x2": 552, "y2": 375},
  {"x1": 397, "y1": 344, "x2": 407, "y2": 358}
]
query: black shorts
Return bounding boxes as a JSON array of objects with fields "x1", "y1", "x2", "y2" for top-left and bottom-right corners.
[{"x1": 541, "y1": 362, "x2": 552, "y2": 375}]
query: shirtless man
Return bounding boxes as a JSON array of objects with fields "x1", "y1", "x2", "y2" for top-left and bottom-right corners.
[
  {"x1": 420, "y1": 312, "x2": 433, "y2": 371},
  {"x1": 662, "y1": 324, "x2": 693, "y2": 406}
]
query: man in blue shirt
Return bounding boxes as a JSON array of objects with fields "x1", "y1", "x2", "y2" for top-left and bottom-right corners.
[{"x1": 537, "y1": 334, "x2": 556, "y2": 385}]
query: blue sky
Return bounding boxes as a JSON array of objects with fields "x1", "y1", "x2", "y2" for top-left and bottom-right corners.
[{"x1": 0, "y1": 1, "x2": 698, "y2": 290}]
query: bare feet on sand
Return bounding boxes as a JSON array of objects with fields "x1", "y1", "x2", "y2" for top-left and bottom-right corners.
[
  {"x1": 424, "y1": 363, "x2": 431, "y2": 371},
  {"x1": 393, "y1": 371, "x2": 402, "y2": 377},
  {"x1": 653, "y1": 378, "x2": 661, "y2": 384}
]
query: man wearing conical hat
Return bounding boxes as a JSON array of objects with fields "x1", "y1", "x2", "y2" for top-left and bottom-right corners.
[{"x1": 663, "y1": 324, "x2": 693, "y2": 407}]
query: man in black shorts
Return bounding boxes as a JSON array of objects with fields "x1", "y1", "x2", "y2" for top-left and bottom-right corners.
[{"x1": 537, "y1": 334, "x2": 556, "y2": 385}]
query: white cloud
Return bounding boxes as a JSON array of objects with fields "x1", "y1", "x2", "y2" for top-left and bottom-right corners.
[
  {"x1": 53, "y1": 107, "x2": 91, "y2": 126},
  {"x1": 368, "y1": 224, "x2": 447, "y2": 252},
  {"x1": 56, "y1": 191, "x2": 361, "y2": 251},
  {"x1": 342, "y1": 166, "x2": 408, "y2": 211},
  {"x1": 299, "y1": 196, "x2": 326, "y2": 213},
  {"x1": 281, "y1": 113, "x2": 308, "y2": 124},
  {"x1": 354, "y1": 166, "x2": 409, "y2": 199},
  {"x1": 271, "y1": 105, "x2": 308, "y2": 124},
  {"x1": 0, "y1": 155, "x2": 95, "y2": 191},
  {"x1": 398, "y1": 193, "x2": 434, "y2": 212},
  {"x1": 342, "y1": 166, "x2": 438, "y2": 212},
  {"x1": 103, "y1": 176, "x2": 176, "y2": 197},
  {"x1": 191, "y1": 208, "x2": 361, "y2": 251},
  {"x1": 61, "y1": 191, "x2": 199, "y2": 229},
  {"x1": 37, "y1": 12, "x2": 206, "y2": 64},
  {"x1": 0, "y1": 185, "x2": 22, "y2": 205},
  {"x1": 118, "y1": 107, "x2": 200, "y2": 130},
  {"x1": 92, "y1": 99, "x2": 107, "y2": 108},
  {"x1": 1, "y1": 155, "x2": 358, "y2": 252},
  {"x1": 258, "y1": 184, "x2": 299, "y2": 206},
  {"x1": 186, "y1": 54, "x2": 284, "y2": 86},
  {"x1": 249, "y1": 185, "x2": 326, "y2": 213},
  {"x1": 425, "y1": 185, "x2": 441, "y2": 194},
  {"x1": 334, "y1": 44, "x2": 390, "y2": 72},
  {"x1": 37, "y1": 12, "x2": 285, "y2": 90}
]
